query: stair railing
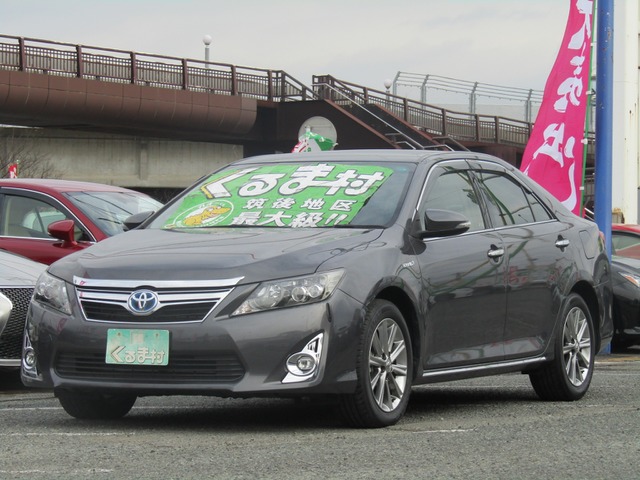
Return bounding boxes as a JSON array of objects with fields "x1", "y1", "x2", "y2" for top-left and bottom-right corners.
[{"x1": 312, "y1": 77, "x2": 447, "y2": 150}]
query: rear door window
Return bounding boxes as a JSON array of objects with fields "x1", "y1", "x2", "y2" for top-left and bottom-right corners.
[{"x1": 475, "y1": 170, "x2": 553, "y2": 227}]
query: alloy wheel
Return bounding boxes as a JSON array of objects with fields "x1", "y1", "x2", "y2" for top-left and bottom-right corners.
[
  {"x1": 368, "y1": 317, "x2": 408, "y2": 412},
  {"x1": 562, "y1": 306, "x2": 592, "y2": 387}
]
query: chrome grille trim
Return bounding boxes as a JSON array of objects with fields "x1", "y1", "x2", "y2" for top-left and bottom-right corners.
[
  {"x1": 74, "y1": 278, "x2": 238, "y2": 324},
  {"x1": 73, "y1": 276, "x2": 244, "y2": 288}
]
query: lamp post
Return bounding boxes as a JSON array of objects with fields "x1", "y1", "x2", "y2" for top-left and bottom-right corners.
[
  {"x1": 203, "y1": 34, "x2": 212, "y2": 68},
  {"x1": 384, "y1": 79, "x2": 392, "y2": 108}
]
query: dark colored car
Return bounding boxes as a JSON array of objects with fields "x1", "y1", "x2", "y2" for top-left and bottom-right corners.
[
  {"x1": 0, "y1": 179, "x2": 163, "y2": 264},
  {"x1": 611, "y1": 256, "x2": 640, "y2": 349},
  {"x1": 0, "y1": 250, "x2": 46, "y2": 369},
  {"x1": 22, "y1": 150, "x2": 613, "y2": 428},
  {"x1": 610, "y1": 224, "x2": 640, "y2": 348}
]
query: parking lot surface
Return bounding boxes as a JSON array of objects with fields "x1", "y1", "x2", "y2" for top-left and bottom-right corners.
[{"x1": 1, "y1": 350, "x2": 639, "y2": 479}]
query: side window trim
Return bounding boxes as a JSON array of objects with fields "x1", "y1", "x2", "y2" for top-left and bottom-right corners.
[
  {"x1": 471, "y1": 165, "x2": 555, "y2": 228},
  {"x1": 0, "y1": 189, "x2": 96, "y2": 242},
  {"x1": 418, "y1": 161, "x2": 489, "y2": 233}
]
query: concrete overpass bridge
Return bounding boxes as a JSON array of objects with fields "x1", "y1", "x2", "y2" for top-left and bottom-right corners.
[{"x1": 0, "y1": 34, "x2": 595, "y2": 196}]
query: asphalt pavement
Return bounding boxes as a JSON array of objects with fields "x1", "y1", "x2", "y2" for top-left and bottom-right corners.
[{"x1": 1, "y1": 348, "x2": 639, "y2": 479}]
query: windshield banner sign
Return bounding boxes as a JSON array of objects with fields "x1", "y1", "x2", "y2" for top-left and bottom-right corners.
[{"x1": 164, "y1": 163, "x2": 393, "y2": 228}]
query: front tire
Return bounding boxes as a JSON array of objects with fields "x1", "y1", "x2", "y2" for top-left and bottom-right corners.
[
  {"x1": 56, "y1": 389, "x2": 137, "y2": 419},
  {"x1": 340, "y1": 300, "x2": 413, "y2": 428},
  {"x1": 529, "y1": 293, "x2": 595, "y2": 401}
]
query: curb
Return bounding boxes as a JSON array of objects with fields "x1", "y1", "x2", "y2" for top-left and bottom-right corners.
[{"x1": 595, "y1": 354, "x2": 640, "y2": 363}]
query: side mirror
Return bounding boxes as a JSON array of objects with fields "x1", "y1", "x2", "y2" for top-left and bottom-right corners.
[
  {"x1": 48, "y1": 219, "x2": 78, "y2": 247},
  {"x1": 416, "y1": 209, "x2": 471, "y2": 238},
  {"x1": 123, "y1": 211, "x2": 154, "y2": 231}
]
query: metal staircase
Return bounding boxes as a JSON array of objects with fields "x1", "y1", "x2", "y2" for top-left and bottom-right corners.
[
  {"x1": 312, "y1": 75, "x2": 544, "y2": 152},
  {"x1": 313, "y1": 75, "x2": 450, "y2": 150}
]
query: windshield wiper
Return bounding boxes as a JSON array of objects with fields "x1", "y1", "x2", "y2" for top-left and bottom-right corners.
[{"x1": 332, "y1": 224, "x2": 385, "y2": 229}]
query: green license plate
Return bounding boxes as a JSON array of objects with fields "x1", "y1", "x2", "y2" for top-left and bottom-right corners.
[{"x1": 105, "y1": 329, "x2": 169, "y2": 366}]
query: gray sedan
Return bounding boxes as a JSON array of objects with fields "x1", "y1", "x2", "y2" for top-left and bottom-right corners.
[{"x1": 22, "y1": 150, "x2": 613, "y2": 427}]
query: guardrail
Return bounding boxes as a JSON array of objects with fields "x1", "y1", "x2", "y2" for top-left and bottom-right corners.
[{"x1": 0, "y1": 34, "x2": 314, "y2": 102}]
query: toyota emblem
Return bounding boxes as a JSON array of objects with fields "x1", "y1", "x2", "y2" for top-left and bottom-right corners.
[{"x1": 127, "y1": 289, "x2": 159, "y2": 315}]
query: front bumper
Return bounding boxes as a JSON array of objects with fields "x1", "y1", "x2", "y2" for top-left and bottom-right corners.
[{"x1": 21, "y1": 288, "x2": 363, "y2": 396}]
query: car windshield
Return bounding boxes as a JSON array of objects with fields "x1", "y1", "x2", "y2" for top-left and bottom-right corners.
[
  {"x1": 150, "y1": 161, "x2": 416, "y2": 229},
  {"x1": 612, "y1": 231, "x2": 640, "y2": 259},
  {"x1": 65, "y1": 191, "x2": 163, "y2": 236}
]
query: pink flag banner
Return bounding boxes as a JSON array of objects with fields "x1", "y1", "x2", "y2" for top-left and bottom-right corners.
[{"x1": 520, "y1": 0, "x2": 593, "y2": 215}]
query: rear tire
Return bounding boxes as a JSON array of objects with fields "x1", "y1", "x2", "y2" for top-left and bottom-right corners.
[
  {"x1": 529, "y1": 293, "x2": 594, "y2": 401},
  {"x1": 340, "y1": 300, "x2": 413, "y2": 428},
  {"x1": 56, "y1": 389, "x2": 136, "y2": 419}
]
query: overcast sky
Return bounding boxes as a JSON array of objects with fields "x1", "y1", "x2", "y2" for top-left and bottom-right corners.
[{"x1": 2, "y1": 1, "x2": 569, "y2": 93}]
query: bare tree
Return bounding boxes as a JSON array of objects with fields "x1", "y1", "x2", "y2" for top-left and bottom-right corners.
[{"x1": 0, "y1": 128, "x2": 65, "y2": 178}]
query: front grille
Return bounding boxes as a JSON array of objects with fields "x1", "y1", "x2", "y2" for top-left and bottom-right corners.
[
  {"x1": 0, "y1": 287, "x2": 33, "y2": 360},
  {"x1": 75, "y1": 281, "x2": 236, "y2": 324},
  {"x1": 55, "y1": 351, "x2": 245, "y2": 383},
  {"x1": 80, "y1": 301, "x2": 218, "y2": 323}
]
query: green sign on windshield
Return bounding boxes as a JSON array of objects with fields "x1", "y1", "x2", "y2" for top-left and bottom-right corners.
[{"x1": 164, "y1": 163, "x2": 393, "y2": 228}]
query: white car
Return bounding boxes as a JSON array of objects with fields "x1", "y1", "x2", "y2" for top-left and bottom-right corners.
[{"x1": 0, "y1": 250, "x2": 46, "y2": 368}]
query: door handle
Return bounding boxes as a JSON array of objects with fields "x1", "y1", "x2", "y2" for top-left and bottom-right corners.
[
  {"x1": 555, "y1": 237, "x2": 570, "y2": 250},
  {"x1": 487, "y1": 245, "x2": 505, "y2": 259}
]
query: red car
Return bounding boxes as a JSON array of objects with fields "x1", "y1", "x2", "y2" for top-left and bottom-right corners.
[{"x1": 0, "y1": 179, "x2": 163, "y2": 264}]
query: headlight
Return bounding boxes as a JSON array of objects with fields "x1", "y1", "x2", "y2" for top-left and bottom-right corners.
[
  {"x1": 34, "y1": 271, "x2": 72, "y2": 315},
  {"x1": 232, "y1": 269, "x2": 344, "y2": 316},
  {"x1": 619, "y1": 271, "x2": 640, "y2": 288}
]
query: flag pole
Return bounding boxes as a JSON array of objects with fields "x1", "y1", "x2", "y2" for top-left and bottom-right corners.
[
  {"x1": 595, "y1": 0, "x2": 614, "y2": 257},
  {"x1": 581, "y1": 2, "x2": 597, "y2": 216}
]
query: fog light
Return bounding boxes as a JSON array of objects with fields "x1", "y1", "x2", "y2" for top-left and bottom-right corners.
[
  {"x1": 23, "y1": 348, "x2": 36, "y2": 367},
  {"x1": 22, "y1": 333, "x2": 39, "y2": 377},
  {"x1": 287, "y1": 353, "x2": 316, "y2": 375},
  {"x1": 283, "y1": 333, "x2": 324, "y2": 384},
  {"x1": 296, "y1": 354, "x2": 315, "y2": 372}
]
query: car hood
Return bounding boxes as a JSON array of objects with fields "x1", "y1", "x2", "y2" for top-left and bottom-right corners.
[
  {"x1": 0, "y1": 252, "x2": 46, "y2": 286},
  {"x1": 48, "y1": 227, "x2": 384, "y2": 284},
  {"x1": 612, "y1": 255, "x2": 640, "y2": 272}
]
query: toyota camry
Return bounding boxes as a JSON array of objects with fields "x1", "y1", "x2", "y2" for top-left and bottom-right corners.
[{"x1": 22, "y1": 150, "x2": 613, "y2": 428}]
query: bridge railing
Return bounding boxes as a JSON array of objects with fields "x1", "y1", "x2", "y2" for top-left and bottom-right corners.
[
  {"x1": 0, "y1": 34, "x2": 315, "y2": 102},
  {"x1": 313, "y1": 75, "x2": 596, "y2": 155},
  {"x1": 0, "y1": 35, "x2": 595, "y2": 157},
  {"x1": 314, "y1": 75, "x2": 535, "y2": 147}
]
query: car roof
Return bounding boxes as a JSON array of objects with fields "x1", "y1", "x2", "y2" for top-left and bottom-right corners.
[
  {"x1": 612, "y1": 223, "x2": 640, "y2": 234},
  {"x1": 232, "y1": 149, "x2": 511, "y2": 167},
  {"x1": 0, "y1": 178, "x2": 144, "y2": 194}
]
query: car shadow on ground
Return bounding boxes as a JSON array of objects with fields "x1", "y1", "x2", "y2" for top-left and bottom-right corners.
[
  {"x1": 0, "y1": 369, "x2": 25, "y2": 392},
  {"x1": 5, "y1": 350, "x2": 638, "y2": 430},
  {"x1": 608, "y1": 344, "x2": 640, "y2": 355},
  {"x1": 48, "y1": 382, "x2": 541, "y2": 432},
  {"x1": 62, "y1": 396, "x2": 346, "y2": 431}
]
